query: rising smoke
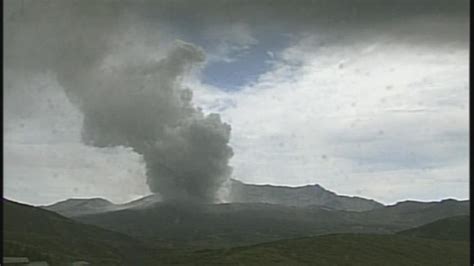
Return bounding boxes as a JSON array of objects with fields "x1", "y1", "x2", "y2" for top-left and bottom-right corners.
[
  {"x1": 64, "y1": 41, "x2": 234, "y2": 203},
  {"x1": 4, "y1": 0, "x2": 233, "y2": 203}
]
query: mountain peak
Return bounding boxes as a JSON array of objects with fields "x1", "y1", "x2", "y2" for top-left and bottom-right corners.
[
  {"x1": 43, "y1": 197, "x2": 117, "y2": 217},
  {"x1": 229, "y1": 179, "x2": 383, "y2": 211},
  {"x1": 43, "y1": 180, "x2": 384, "y2": 215}
]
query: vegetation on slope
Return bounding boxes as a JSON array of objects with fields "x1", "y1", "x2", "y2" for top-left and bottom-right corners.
[
  {"x1": 74, "y1": 200, "x2": 469, "y2": 249},
  {"x1": 165, "y1": 234, "x2": 470, "y2": 265},
  {"x1": 3, "y1": 199, "x2": 156, "y2": 265},
  {"x1": 4, "y1": 198, "x2": 470, "y2": 266},
  {"x1": 398, "y1": 215, "x2": 469, "y2": 241}
]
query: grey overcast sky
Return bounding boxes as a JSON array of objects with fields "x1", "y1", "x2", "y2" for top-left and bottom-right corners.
[{"x1": 4, "y1": 0, "x2": 469, "y2": 205}]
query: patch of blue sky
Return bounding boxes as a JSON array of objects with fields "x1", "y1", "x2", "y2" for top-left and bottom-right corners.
[
  {"x1": 174, "y1": 28, "x2": 291, "y2": 91},
  {"x1": 150, "y1": 15, "x2": 292, "y2": 90},
  {"x1": 199, "y1": 33, "x2": 291, "y2": 91},
  {"x1": 152, "y1": 14, "x2": 292, "y2": 91}
]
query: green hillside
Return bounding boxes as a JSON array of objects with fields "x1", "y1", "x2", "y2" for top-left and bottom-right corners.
[
  {"x1": 3, "y1": 199, "x2": 156, "y2": 265},
  {"x1": 168, "y1": 234, "x2": 470, "y2": 265},
  {"x1": 74, "y1": 200, "x2": 469, "y2": 249},
  {"x1": 398, "y1": 215, "x2": 469, "y2": 241},
  {"x1": 4, "y1": 199, "x2": 470, "y2": 266}
]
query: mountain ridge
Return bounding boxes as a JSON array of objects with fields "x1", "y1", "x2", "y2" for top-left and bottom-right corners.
[
  {"x1": 5, "y1": 198, "x2": 470, "y2": 264},
  {"x1": 228, "y1": 179, "x2": 383, "y2": 211},
  {"x1": 42, "y1": 179, "x2": 384, "y2": 217},
  {"x1": 69, "y1": 198, "x2": 469, "y2": 249}
]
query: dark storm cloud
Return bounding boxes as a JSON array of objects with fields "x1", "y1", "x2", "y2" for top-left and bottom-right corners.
[
  {"x1": 129, "y1": 0, "x2": 469, "y2": 46},
  {"x1": 4, "y1": 0, "x2": 468, "y2": 70}
]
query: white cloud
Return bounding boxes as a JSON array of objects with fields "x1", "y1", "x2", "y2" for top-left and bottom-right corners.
[
  {"x1": 190, "y1": 35, "x2": 469, "y2": 204},
  {"x1": 203, "y1": 22, "x2": 258, "y2": 63}
]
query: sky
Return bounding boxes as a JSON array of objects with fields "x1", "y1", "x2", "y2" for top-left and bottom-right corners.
[{"x1": 4, "y1": 0, "x2": 469, "y2": 205}]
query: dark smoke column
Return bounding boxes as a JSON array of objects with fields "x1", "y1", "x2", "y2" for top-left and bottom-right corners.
[{"x1": 65, "y1": 41, "x2": 233, "y2": 203}]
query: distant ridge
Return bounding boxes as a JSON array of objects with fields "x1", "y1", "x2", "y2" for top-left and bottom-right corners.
[
  {"x1": 41, "y1": 197, "x2": 121, "y2": 217},
  {"x1": 42, "y1": 194, "x2": 163, "y2": 217},
  {"x1": 42, "y1": 179, "x2": 383, "y2": 216},
  {"x1": 228, "y1": 179, "x2": 384, "y2": 211},
  {"x1": 43, "y1": 180, "x2": 468, "y2": 220}
]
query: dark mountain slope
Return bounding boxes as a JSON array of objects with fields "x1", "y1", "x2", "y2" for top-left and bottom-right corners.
[
  {"x1": 398, "y1": 215, "x2": 469, "y2": 241},
  {"x1": 4, "y1": 198, "x2": 469, "y2": 265},
  {"x1": 169, "y1": 234, "x2": 469, "y2": 265},
  {"x1": 360, "y1": 199, "x2": 470, "y2": 229},
  {"x1": 73, "y1": 199, "x2": 469, "y2": 249},
  {"x1": 3, "y1": 199, "x2": 156, "y2": 265}
]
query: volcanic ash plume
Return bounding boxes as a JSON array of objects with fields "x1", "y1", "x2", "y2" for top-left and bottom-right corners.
[
  {"x1": 4, "y1": 0, "x2": 233, "y2": 203},
  {"x1": 68, "y1": 42, "x2": 234, "y2": 203}
]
